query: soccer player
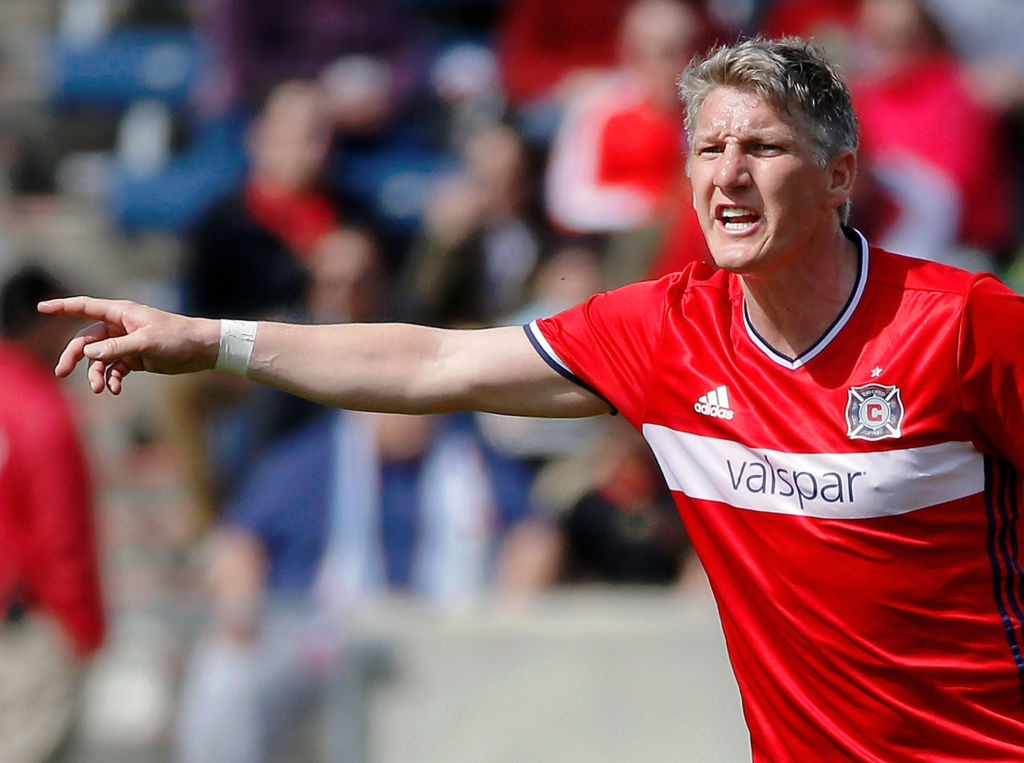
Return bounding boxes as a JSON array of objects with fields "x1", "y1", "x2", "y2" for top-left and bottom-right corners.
[{"x1": 40, "y1": 37, "x2": 1024, "y2": 760}]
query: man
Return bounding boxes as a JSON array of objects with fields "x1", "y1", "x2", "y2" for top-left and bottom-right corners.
[
  {"x1": 1, "y1": 265, "x2": 105, "y2": 762},
  {"x1": 40, "y1": 38, "x2": 1024, "y2": 760}
]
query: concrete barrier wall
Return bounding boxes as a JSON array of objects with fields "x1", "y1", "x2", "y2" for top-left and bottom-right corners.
[
  {"x1": 353, "y1": 588, "x2": 750, "y2": 762},
  {"x1": 74, "y1": 586, "x2": 749, "y2": 761}
]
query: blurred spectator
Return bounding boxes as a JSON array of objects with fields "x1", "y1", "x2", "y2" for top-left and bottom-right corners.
[
  {"x1": 497, "y1": 418, "x2": 692, "y2": 607},
  {"x1": 175, "y1": 408, "x2": 513, "y2": 762},
  {"x1": 544, "y1": 0, "x2": 707, "y2": 237},
  {"x1": 398, "y1": 122, "x2": 548, "y2": 327},
  {"x1": 428, "y1": 41, "x2": 508, "y2": 154},
  {"x1": 496, "y1": 0, "x2": 632, "y2": 141},
  {"x1": 543, "y1": 0, "x2": 710, "y2": 286},
  {"x1": 918, "y1": 0, "x2": 1024, "y2": 287},
  {"x1": 174, "y1": 236, "x2": 530, "y2": 762},
  {"x1": 925, "y1": 0, "x2": 1024, "y2": 112},
  {"x1": 507, "y1": 241, "x2": 606, "y2": 325},
  {"x1": 182, "y1": 80, "x2": 349, "y2": 320},
  {"x1": 848, "y1": 0, "x2": 1014, "y2": 268},
  {"x1": 197, "y1": 0, "x2": 432, "y2": 136},
  {"x1": 759, "y1": 0, "x2": 860, "y2": 64},
  {"x1": 0, "y1": 265, "x2": 105, "y2": 762},
  {"x1": 306, "y1": 227, "x2": 388, "y2": 326}
]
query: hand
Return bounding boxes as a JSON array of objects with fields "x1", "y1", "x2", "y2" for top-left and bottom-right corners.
[{"x1": 37, "y1": 297, "x2": 220, "y2": 394}]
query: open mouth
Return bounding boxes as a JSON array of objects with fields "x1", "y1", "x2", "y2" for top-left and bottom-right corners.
[{"x1": 716, "y1": 206, "x2": 761, "y2": 232}]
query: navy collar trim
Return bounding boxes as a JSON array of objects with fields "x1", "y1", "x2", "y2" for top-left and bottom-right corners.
[{"x1": 742, "y1": 227, "x2": 869, "y2": 370}]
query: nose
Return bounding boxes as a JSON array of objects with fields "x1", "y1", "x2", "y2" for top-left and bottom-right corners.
[{"x1": 715, "y1": 143, "x2": 751, "y2": 190}]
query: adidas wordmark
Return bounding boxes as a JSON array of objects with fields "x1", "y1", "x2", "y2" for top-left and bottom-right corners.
[{"x1": 694, "y1": 385, "x2": 735, "y2": 420}]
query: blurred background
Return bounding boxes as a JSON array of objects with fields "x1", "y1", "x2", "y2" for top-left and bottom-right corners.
[{"x1": 2, "y1": 0, "x2": 1023, "y2": 760}]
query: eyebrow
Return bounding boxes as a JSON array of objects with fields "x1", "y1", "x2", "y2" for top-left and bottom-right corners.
[{"x1": 692, "y1": 129, "x2": 795, "y2": 147}]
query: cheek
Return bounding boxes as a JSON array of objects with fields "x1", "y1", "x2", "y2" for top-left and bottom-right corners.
[{"x1": 689, "y1": 168, "x2": 713, "y2": 206}]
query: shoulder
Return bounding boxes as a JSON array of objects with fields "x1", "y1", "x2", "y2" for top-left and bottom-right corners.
[
  {"x1": 865, "y1": 246, "x2": 1021, "y2": 343},
  {"x1": 609, "y1": 260, "x2": 727, "y2": 300},
  {"x1": 564, "y1": 262, "x2": 731, "y2": 331},
  {"x1": 540, "y1": 262, "x2": 731, "y2": 346},
  {"x1": 658, "y1": 260, "x2": 734, "y2": 312},
  {"x1": 563, "y1": 74, "x2": 647, "y2": 123},
  {"x1": 868, "y1": 246, "x2": 980, "y2": 298}
]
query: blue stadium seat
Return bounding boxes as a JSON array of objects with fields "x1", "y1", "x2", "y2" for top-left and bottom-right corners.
[{"x1": 48, "y1": 27, "x2": 203, "y2": 107}]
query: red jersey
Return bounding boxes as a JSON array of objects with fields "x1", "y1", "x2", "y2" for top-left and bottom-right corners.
[
  {"x1": 526, "y1": 229, "x2": 1024, "y2": 760},
  {"x1": 0, "y1": 341, "x2": 104, "y2": 656},
  {"x1": 545, "y1": 75, "x2": 685, "y2": 234}
]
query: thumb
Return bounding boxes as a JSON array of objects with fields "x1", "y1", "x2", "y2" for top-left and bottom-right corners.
[{"x1": 83, "y1": 333, "x2": 144, "y2": 361}]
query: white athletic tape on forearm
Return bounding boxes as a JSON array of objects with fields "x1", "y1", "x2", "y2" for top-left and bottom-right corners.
[{"x1": 216, "y1": 319, "x2": 258, "y2": 376}]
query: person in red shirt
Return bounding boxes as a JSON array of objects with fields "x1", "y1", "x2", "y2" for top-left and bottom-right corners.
[
  {"x1": 849, "y1": 0, "x2": 1014, "y2": 266},
  {"x1": 496, "y1": 0, "x2": 630, "y2": 111},
  {"x1": 0, "y1": 265, "x2": 104, "y2": 761},
  {"x1": 544, "y1": 0, "x2": 712, "y2": 286},
  {"x1": 545, "y1": 0, "x2": 708, "y2": 236},
  {"x1": 759, "y1": 0, "x2": 860, "y2": 42},
  {"x1": 41, "y1": 37, "x2": 1024, "y2": 760}
]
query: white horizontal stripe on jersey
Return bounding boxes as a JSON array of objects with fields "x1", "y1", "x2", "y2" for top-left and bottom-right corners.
[{"x1": 642, "y1": 423, "x2": 983, "y2": 519}]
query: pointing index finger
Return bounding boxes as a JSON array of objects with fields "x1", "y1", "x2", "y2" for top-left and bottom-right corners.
[{"x1": 38, "y1": 296, "x2": 126, "y2": 323}]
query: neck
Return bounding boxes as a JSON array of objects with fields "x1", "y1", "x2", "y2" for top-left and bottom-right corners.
[
  {"x1": 740, "y1": 226, "x2": 860, "y2": 359},
  {"x1": 248, "y1": 175, "x2": 303, "y2": 199}
]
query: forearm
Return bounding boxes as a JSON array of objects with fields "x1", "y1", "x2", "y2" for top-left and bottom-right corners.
[
  {"x1": 243, "y1": 321, "x2": 607, "y2": 418},
  {"x1": 246, "y1": 321, "x2": 460, "y2": 413}
]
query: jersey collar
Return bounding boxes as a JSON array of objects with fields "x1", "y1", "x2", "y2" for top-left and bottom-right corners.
[{"x1": 742, "y1": 226, "x2": 869, "y2": 370}]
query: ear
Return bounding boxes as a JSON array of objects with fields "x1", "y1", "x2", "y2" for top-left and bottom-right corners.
[{"x1": 824, "y1": 150, "x2": 857, "y2": 212}]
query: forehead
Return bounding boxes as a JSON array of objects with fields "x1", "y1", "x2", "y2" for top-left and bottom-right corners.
[{"x1": 693, "y1": 86, "x2": 796, "y2": 138}]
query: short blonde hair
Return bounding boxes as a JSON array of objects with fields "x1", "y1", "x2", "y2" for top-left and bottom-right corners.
[{"x1": 678, "y1": 37, "x2": 859, "y2": 221}]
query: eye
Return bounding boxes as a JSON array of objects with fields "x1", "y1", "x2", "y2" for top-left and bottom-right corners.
[
  {"x1": 695, "y1": 144, "x2": 723, "y2": 156},
  {"x1": 752, "y1": 143, "x2": 784, "y2": 155}
]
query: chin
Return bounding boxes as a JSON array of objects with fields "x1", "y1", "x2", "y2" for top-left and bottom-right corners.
[
  {"x1": 708, "y1": 247, "x2": 758, "y2": 273},
  {"x1": 706, "y1": 231, "x2": 778, "y2": 274}
]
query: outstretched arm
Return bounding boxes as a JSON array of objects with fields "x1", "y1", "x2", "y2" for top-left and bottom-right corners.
[{"x1": 38, "y1": 297, "x2": 609, "y2": 418}]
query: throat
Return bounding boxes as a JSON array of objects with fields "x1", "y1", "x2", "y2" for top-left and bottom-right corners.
[
  {"x1": 744, "y1": 300, "x2": 835, "y2": 360},
  {"x1": 741, "y1": 234, "x2": 862, "y2": 361}
]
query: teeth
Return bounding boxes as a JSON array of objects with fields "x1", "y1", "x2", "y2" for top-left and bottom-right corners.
[
  {"x1": 721, "y1": 207, "x2": 755, "y2": 219},
  {"x1": 719, "y1": 207, "x2": 758, "y2": 231}
]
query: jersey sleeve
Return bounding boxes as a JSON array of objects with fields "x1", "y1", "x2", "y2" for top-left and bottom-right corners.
[
  {"x1": 525, "y1": 276, "x2": 673, "y2": 426},
  {"x1": 958, "y1": 274, "x2": 1024, "y2": 471}
]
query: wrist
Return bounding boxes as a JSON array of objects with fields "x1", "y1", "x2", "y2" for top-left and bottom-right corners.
[{"x1": 215, "y1": 319, "x2": 258, "y2": 376}]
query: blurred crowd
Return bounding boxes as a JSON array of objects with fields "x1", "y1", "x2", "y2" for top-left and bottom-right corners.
[{"x1": 5, "y1": 0, "x2": 1024, "y2": 759}]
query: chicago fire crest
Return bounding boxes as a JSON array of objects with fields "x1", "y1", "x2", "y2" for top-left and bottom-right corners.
[{"x1": 846, "y1": 383, "x2": 904, "y2": 441}]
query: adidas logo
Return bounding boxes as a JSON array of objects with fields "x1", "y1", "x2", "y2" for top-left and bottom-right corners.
[{"x1": 694, "y1": 385, "x2": 735, "y2": 420}]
